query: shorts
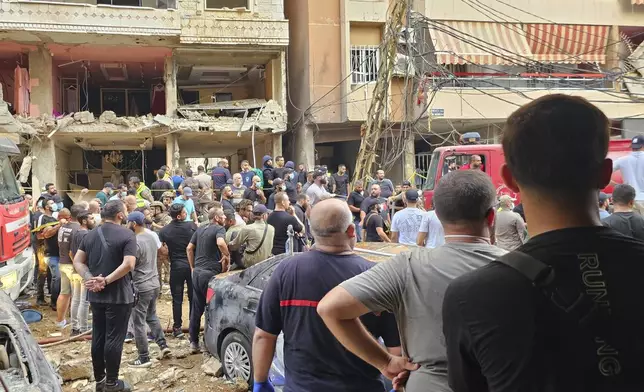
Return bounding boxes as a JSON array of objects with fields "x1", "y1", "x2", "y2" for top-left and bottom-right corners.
[{"x1": 59, "y1": 264, "x2": 75, "y2": 295}]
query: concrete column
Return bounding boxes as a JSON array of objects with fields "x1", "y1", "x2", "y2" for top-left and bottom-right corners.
[
  {"x1": 166, "y1": 134, "x2": 180, "y2": 170},
  {"x1": 271, "y1": 133, "x2": 283, "y2": 160},
  {"x1": 28, "y1": 46, "x2": 53, "y2": 117},
  {"x1": 164, "y1": 56, "x2": 178, "y2": 117},
  {"x1": 294, "y1": 122, "x2": 315, "y2": 169},
  {"x1": 230, "y1": 153, "x2": 240, "y2": 173},
  {"x1": 31, "y1": 138, "x2": 56, "y2": 197}
]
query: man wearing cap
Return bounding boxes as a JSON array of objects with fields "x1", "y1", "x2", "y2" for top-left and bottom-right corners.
[
  {"x1": 285, "y1": 161, "x2": 297, "y2": 187},
  {"x1": 261, "y1": 156, "x2": 274, "y2": 196},
  {"x1": 96, "y1": 183, "x2": 115, "y2": 207},
  {"x1": 306, "y1": 170, "x2": 335, "y2": 207},
  {"x1": 494, "y1": 194, "x2": 526, "y2": 251},
  {"x1": 229, "y1": 204, "x2": 275, "y2": 268},
  {"x1": 186, "y1": 207, "x2": 230, "y2": 353},
  {"x1": 612, "y1": 135, "x2": 644, "y2": 213},
  {"x1": 125, "y1": 212, "x2": 171, "y2": 368},
  {"x1": 390, "y1": 190, "x2": 425, "y2": 245},
  {"x1": 598, "y1": 192, "x2": 611, "y2": 219},
  {"x1": 173, "y1": 187, "x2": 198, "y2": 223}
]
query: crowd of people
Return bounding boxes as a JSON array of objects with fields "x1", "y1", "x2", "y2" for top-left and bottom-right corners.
[{"x1": 26, "y1": 94, "x2": 644, "y2": 392}]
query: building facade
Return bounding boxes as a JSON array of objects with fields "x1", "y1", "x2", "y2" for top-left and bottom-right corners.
[
  {"x1": 285, "y1": 0, "x2": 413, "y2": 182},
  {"x1": 0, "y1": 0, "x2": 288, "y2": 197}
]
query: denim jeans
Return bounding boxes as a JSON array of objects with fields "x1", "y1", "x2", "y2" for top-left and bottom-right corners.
[
  {"x1": 354, "y1": 219, "x2": 362, "y2": 242},
  {"x1": 70, "y1": 274, "x2": 90, "y2": 332},
  {"x1": 47, "y1": 256, "x2": 60, "y2": 306}
]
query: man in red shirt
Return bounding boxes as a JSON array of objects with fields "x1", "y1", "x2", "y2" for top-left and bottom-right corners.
[{"x1": 460, "y1": 155, "x2": 484, "y2": 171}]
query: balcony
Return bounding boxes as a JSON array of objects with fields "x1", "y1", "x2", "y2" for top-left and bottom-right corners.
[
  {"x1": 0, "y1": 0, "x2": 180, "y2": 44},
  {"x1": 425, "y1": 73, "x2": 644, "y2": 127}
]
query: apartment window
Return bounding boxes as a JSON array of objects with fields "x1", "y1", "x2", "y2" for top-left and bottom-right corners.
[
  {"x1": 351, "y1": 46, "x2": 380, "y2": 84},
  {"x1": 157, "y1": 0, "x2": 177, "y2": 9},
  {"x1": 205, "y1": 0, "x2": 249, "y2": 10}
]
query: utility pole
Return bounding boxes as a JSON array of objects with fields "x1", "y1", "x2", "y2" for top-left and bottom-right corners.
[{"x1": 352, "y1": 0, "x2": 409, "y2": 185}]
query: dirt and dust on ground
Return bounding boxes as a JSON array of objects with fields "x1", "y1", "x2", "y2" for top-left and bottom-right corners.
[{"x1": 28, "y1": 287, "x2": 247, "y2": 392}]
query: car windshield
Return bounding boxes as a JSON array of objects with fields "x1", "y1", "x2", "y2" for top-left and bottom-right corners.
[
  {"x1": 424, "y1": 150, "x2": 441, "y2": 191},
  {"x1": 0, "y1": 156, "x2": 21, "y2": 203}
]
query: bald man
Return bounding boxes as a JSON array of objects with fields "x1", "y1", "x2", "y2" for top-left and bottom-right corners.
[
  {"x1": 88, "y1": 200, "x2": 102, "y2": 225},
  {"x1": 252, "y1": 199, "x2": 401, "y2": 392},
  {"x1": 124, "y1": 195, "x2": 138, "y2": 214}
]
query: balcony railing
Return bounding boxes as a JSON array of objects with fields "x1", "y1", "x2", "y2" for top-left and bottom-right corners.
[{"x1": 430, "y1": 72, "x2": 616, "y2": 91}]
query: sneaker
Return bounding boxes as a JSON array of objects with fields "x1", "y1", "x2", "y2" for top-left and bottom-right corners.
[
  {"x1": 172, "y1": 327, "x2": 184, "y2": 339},
  {"x1": 124, "y1": 332, "x2": 134, "y2": 343},
  {"x1": 36, "y1": 298, "x2": 48, "y2": 306},
  {"x1": 104, "y1": 380, "x2": 132, "y2": 392},
  {"x1": 147, "y1": 332, "x2": 155, "y2": 342},
  {"x1": 70, "y1": 329, "x2": 81, "y2": 337},
  {"x1": 95, "y1": 376, "x2": 106, "y2": 392},
  {"x1": 127, "y1": 357, "x2": 152, "y2": 368},
  {"x1": 158, "y1": 344, "x2": 171, "y2": 359},
  {"x1": 50, "y1": 304, "x2": 57, "y2": 311},
  {"x1": 189, "y1": 341, "x2": 201, "y2": 354},
  {"x1": 56, "y1": 319, "x2": 69, "y2": 329}
]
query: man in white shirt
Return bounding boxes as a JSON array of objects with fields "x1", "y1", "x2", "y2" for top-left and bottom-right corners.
[
  {"x1": 613, "y1": 135, "x2": 644, "y2": 213},
  {"x1": 306, "y1": 170, "x2": 335, "y2": 206},
  {"x1": 391, "y1": 190, "x2": 425, "y2": 245},
  {"x1": 417, "y1": 210, "x2": 445, "y2": 249}
]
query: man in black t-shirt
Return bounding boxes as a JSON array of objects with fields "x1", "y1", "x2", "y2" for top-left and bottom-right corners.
[
  {"x1": 159, "y1": 204, "x2": 196, "y2": 338},
  {"x1": 186, "y1": 207, "x2": 230, "y2": 353},
  {"x1": 347, "y1": 180, "x2": 365, "y2": 242},
  {"x1": 242, "y1": 175, "x2": 267, "y2": 204},
  {"x1": 359, "y1": 184, "x2": 389, "y2": 228},
  {"x1": 266, "y1": 192, "x2": 303, "y2": 255},
  {"x1": 442, "y1": 95, "x2": 644, "y2": 392},
  {"x1": 364, "y1": 200, "x2": 389, "y2": 243},
  {"x1": 151, "y1": 169, "x2": 174, "y2": 201},
  {"x1": 73, "y1": 200, "x2": 137, "y2": 392},
  {"x1": 602, "y1": 184, "x2": 644, "y2": 240},
  {"x1": 332, "y1": 164, "x2": 350, "y2": 196},
  {"x1": 36, "y1": 198, "x2": 62, "y2": 310},
  {"x1": 253, "y1": 199, "x2": 400, "y2": 391}
]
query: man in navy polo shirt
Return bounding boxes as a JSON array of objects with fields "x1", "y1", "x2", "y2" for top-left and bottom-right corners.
[{"x1": 253, "y1": 199, "x2": 401, "y2": 392}]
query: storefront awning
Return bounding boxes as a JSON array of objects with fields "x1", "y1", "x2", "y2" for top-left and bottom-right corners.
[
  {"x1": 523, "y1": 24, "x2": 609, "y2": 64},
  {"x1": 431, "y1": 21, "x2": 533, "y2": 65}
]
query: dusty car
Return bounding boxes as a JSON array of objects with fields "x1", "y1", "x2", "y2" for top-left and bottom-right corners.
[
  {"x1": 0, "y1": 288, "x2": 62, "y2": 391},
  {"x1": 203, "y1": 244, "x2": 410, "y2": 387}
]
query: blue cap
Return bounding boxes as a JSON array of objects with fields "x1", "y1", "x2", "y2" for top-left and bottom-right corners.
[
  {"x1": 285, "y1": 161, "x2": 295, "y2": 169},
  {"x1": 262, "y1": 155, "x2": 272, "y2": 165},
  {"x1": 127, "y1": 211, "x2": 145, "y2": 225},
  {"x1": 253, "y1": 204, "x2": 268, "y2": 215}
]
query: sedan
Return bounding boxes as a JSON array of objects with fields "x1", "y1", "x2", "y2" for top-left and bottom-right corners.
[{"x1": 0, "y1": 287, "x2": 62, "y2": 391}]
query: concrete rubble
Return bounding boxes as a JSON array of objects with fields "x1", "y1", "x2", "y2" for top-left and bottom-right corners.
[
  {"x1": 8, "y1": 98, "x2": 287, "y2": 136},
  {"x1": 201, "y1": 356, "x2": 224, "y2": 377},
  {"x1": 58, "y1": 357, "x2": 93, "y2": 382}
]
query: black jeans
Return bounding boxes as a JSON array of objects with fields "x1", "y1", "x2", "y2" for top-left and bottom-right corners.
[
  {"x1": 169, "y1": 267, "x2": 193, "y2": 329},
  {"x1": 90, "y1": 302, "x2": 132, "y2": 384},
  {"x1": 190, "y1": 269, "x2": 216, "y2": 344}
]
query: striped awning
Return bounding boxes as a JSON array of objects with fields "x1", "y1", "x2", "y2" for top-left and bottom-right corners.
[
  {"x1": 523, "y1": 24, "x2": 609, "y2": 64},
  {"x1": 430, "y1": 21, "x2": 533, "y2": 65}
]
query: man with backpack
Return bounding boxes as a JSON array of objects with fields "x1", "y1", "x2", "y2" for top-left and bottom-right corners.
[{"x1": 441, "y1": 95, "x2": 644, "y2": 391}]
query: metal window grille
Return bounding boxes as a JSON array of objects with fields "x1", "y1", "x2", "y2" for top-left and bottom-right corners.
[{"x1": 351, "y1": 46, "x2": 380, "y2": 84}]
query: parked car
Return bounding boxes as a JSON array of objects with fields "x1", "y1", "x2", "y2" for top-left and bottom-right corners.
[
  {"x1": 204, "y1": 244, "x2": 410, "y2": 388},
  {"x1": 0, "y1": 288, "x2": 62, "y2": 391}
]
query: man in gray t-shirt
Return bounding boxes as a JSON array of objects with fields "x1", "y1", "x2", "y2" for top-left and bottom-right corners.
[
  {"x1": 340, "y1": 244, "x2": 506, "y2": 391},
  {"x1": 318, "y1": 169, "x2": 503, "y2": 391},
  {"x1": 125, "y1": 212, "x2": 171, "y2": 368}
]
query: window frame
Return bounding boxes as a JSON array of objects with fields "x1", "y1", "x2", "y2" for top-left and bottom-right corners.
[
  {"x1": 350, "y1": 45, "x2": 381, "y2": 85},
  {"x1": 204, "y1": 0, "x2": 251, "y2": 11}
]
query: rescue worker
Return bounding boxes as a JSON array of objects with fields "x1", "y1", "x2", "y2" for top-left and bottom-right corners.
[{"x1": 130, "y1": 176, "x2": 153, "y2": 208}]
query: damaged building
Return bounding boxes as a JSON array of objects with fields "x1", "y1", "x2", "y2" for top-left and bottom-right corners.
[{"x1": 0, "y1": 0, "x2": 288, "y2": 196}]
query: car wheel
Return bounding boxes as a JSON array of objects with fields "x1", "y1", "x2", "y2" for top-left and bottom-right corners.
[{"x1": 220, "y1": 331, "x2": 253, "y2": 384}]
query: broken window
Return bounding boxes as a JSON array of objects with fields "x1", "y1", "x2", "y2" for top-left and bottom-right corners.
[
  {"x1": 205, "y1": 0, "x2": 248, "y2": 10},
  {"x1": 351, "y1": 45, "x2": 380, "y2": 84}
]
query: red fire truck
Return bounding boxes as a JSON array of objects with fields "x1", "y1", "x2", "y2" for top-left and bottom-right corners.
[
  {"x1": 0, "y1": 137, "x2": 33, "y2": 300},
  {"x1": 422, "y1": 139, "x2": 631, "y2": 210}
]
